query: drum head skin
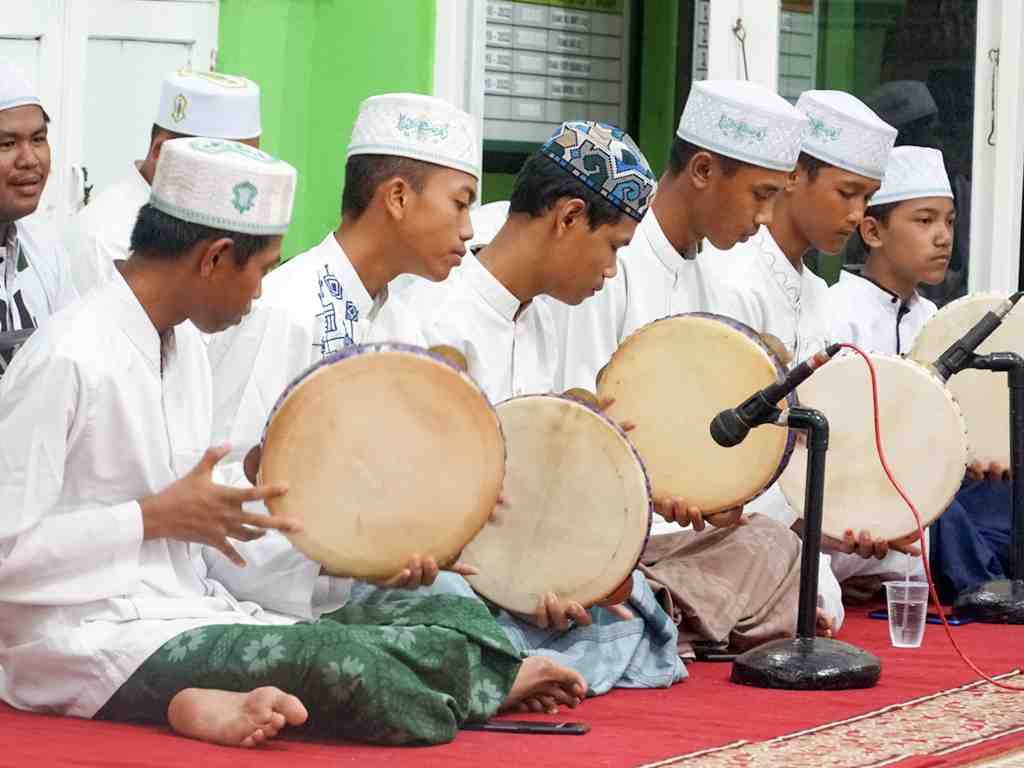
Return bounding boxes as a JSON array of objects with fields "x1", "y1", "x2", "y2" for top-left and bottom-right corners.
[
  {"x1": 598, "y1": 313, "x2": 793, "y2": 512},
  {"x1": 462, "y1": 395, "x2": 651, "y2": 614},
  {"x1": 780, "y1": 354, "x2": 968, "y2": 541},
  {"x1": 261, "y1": 343, "x2": 505, "y2": 580},
  {"x1": 910, "y1": 293, "x2": 1024, "y2": 466}
]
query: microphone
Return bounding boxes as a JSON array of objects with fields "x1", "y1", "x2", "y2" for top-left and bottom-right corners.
[
  {"x1": 710, "y1": 343, "x2": 842, "y2": 447},
  {"x1": 932, "y1": 292, "x2": 1023, "y2": 380}
]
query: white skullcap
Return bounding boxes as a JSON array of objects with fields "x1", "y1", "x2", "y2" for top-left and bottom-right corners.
[
  {"x1": 156, "y1": 70, "x2": 261, "y2": 140},
  {"x1": 869, "y1": 146, "x2": 952, "y2": 207},
  {"x1": 796, "y1": 90, "x2": 897, "y2": 181},
  {"x1": 677, "y1": 80, "x2": 809, "y2": 172},
  {"x1": 347, "y1": 92, "x2": 481, "y2": 179},
  {"x1": 150, "y1": 138, "x2": 296, "y2": 235},
  {"x1": 0, "y1": 60, "x2": 46, "y2": 117}
]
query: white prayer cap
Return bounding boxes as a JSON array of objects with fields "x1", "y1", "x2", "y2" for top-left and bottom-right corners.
[
  {"x1": 869, "y1": 146, "x2": 952, "y2": 207},
  {"x1": 155, "y1": 69, "x2": 261, "y2": 140},
  {"x1": 0, "y1": 60, "x2": 47, "y2": 117},
  {"x1": 150, "y1": 138, "x2": 296, "y2": 236},
  {"x1": 796, "y1": 90, "x2": 897, "y2": 181},
  {"x1": 347, "y1": 92, "x2": 481, "y2": 179},
  {"x1": 676, "y1": 80, "x2": 809, "y2": 172}
]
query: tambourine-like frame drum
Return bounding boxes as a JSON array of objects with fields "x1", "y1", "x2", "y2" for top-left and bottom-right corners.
[
  {"x1": 598, "y1": 313, "x2": 795, "y2": 513},
  {"x1": 461, "y1": 394, "x2": 651, "y2": 614},
  {"x1": 779, "y1": 353, "x2": 969, "y2": 541},
  {"x1": 260, "y1": 343, "x2": 506, "y2": 580},
  {"x1": 910, "y1": 293, "x2": 1024, "y2": 467}
]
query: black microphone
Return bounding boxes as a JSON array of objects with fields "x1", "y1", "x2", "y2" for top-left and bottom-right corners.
[
  {"x1": 710, "y1": 343, "x2": 842, "y2": 447},
  {"x1": 932, "y1": 293, "x2": 1022, "y2": 380}
]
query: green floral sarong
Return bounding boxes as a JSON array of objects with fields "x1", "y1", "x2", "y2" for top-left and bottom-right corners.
[{"x1": 95, "y1": 595, "x2": 522, "y2": 745}]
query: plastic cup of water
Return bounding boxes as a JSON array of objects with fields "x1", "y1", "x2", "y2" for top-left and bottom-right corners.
[{"x1": 884, "y1": 580, "x2": 929, "y2": 648}]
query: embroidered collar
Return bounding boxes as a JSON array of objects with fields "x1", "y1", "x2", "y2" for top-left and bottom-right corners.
[
  {"x1": 642, "y1": 209, "x2": 698, "y2": 275},
  {"x1": 463, "y1": 253, "x2": 521, "y2": 323},
  {"x1": 752, "y1": 227, "x2": 804, "y2": 309},
  {"x1": 318, "y1": 232, "x2": 385, "y2": 324}
]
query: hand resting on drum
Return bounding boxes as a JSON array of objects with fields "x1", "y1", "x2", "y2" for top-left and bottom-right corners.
[
  {"x1": 821, "y1": 529, "x2": 921, "y2": 560},
  {"x1": 525, "y1": 592, "x2": 634, "y2": 631},
  {"x1": 652, "y1": 496, "x2": 746, "y2": 531},
  {"x1": 357, "y1": 554, "x2": 481, "y2": 590},
  {"x1": 966, "y1": 461, "x2": 1011, "y2": 483},
  {"x1": 140, "y1": 445, "x2": 300, "y2": 568}
]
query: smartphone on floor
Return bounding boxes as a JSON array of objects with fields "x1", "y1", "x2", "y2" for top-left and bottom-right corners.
[
  {"x1": 868, "y1": 609, "x2": 973, "y2": 625},
  {"x1": 462, "y1": 720, "x2": 590, "y2": 735}
]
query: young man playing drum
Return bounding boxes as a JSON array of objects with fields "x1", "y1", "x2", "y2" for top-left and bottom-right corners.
[
  {"x1": 0, "y1": 138, "x2": 585, "y2": 748},
  {"x1": 703, "y1": 90, "x2": 901, "y2": 629},
  {"x1": 420, "y1": 122, "x2": 686, "y2": 696},
  {"x1": 549, "y1": 81, "x2": 817, "y2": 647},
  {"x1": 829, "y1": 145, "x2": 1011, "y2": 603},
  {"x1": 208, "y1": 92, "x2": 478, "y2": 475}
]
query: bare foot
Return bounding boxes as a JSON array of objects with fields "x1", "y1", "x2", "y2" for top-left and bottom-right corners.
[
  {"x1": 501, "y1": 657, "x2": 587, "y2": 714},
  {"x1": 167, "y1": 686, "x2": 308, "y2": 748},
  {"x1": 816, "y1": 607, "x2": 834, "y2": 638}
]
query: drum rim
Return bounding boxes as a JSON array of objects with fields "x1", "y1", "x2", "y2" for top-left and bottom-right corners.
[
  {"x1": 780, "y1": 351, "x2": 969, "y2": 540},
  {"x1": 259, "y1": 341, "x2": 506, "y2": 578},
  {"x1": 599, "y1": 311, "x2": 798, "y2": 510},
  {"x1": 463, "y1": 392, "x2": 653, "y2": 610}
]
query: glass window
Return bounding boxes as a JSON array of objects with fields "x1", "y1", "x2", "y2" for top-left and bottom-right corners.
[{"x1": 780, "y1": 0, "x2": 977, "y2": 306}]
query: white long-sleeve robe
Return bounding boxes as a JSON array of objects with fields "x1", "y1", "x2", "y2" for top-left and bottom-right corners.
[{"x1": 0, "y1": 273, "x2": 334, "y2": 718}]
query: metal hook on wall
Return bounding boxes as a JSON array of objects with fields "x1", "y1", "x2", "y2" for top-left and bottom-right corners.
[
  {"x1": 733, "y1": 18, "x2": 750, "y2": 80},
  {"x1": 987, "y1": 48, "x2": 1000, "y2": 146}
]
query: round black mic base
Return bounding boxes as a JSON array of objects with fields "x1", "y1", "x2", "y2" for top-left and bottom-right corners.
[
  {"x1": 730, "y1": 637, "x2": 881, "y2": 690},
  {"x1": 953, "y1": 579, "x2": 1024, "y2": 624}
]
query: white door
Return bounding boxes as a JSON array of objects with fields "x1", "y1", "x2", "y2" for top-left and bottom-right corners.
[{"x1": 2, "y1": 0, "x2": 218, "y2": 226}]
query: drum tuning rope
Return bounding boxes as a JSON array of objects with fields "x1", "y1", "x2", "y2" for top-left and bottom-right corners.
[{"x1": 843, "y1": 342, "x2": 1024, "y2": 692}]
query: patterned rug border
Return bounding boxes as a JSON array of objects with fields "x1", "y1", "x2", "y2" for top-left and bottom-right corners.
[{"x1": 638, "y1": 669, "x2": 1024, "y2": 768}]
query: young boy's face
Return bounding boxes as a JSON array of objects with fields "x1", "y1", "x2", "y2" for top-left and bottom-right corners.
[
  {"x1": 400, "y1": 168, "x2": 477, "y2": 281},
  {"x1": 789, "y1": 164, "x2": 881, "y2": 254},
  {"x1": 548, "y1": 211, "x2": 637, "y2": 306},
  {"x1": 869, "y1": 196, "x2": 955, "y2": 286},
  {"x1": 700, "y1": 160, "x2": 789, "y2": 250}
]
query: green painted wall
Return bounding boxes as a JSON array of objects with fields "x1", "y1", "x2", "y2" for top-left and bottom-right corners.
[{"x1": 219, "y1": 0, "x2": 436, "y2": 259}]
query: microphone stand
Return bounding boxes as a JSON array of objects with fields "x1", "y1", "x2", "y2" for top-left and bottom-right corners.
[
  {"x1": 732, "y1": 406, "x2": 882, "y2": 690},
  {"x1": 952, "y1": 352, "x2": 1024, "y2": 624}
]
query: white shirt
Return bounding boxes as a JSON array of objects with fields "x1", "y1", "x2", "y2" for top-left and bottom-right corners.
[
  {"x1": 703, "y1": 226, "x2": 833, "y2": 363},
  {"x1": 554, "y1": 208, "x2": 717, "y2": 391},
  {"x1": 0, "y1": 273, "x2": 338, "y2": 719},
  {"x1": 424, "y1": 254, "x2": 558, "y2": 402},
  {"x1": 0, "y1": 215, "x2": 78, "y2": 379},
  {"x1": 63, "y1": 163, "x2": 149, "y2": 296},
  {"x1": 829, "y1": 270, "x2": 937, "y2": 355},
  {"x1": 208, "y1": 231, "x2": 428, "y2": 462}
]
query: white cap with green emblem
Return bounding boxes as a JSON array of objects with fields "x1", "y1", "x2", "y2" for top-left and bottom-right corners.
[
  {"x1": 347, "y1": 92, "x2": 481, "y2": 179},
  {"x1": 155, "y1": 69, "x2": 262, "y2": 140},
  {"x1": 149, "y1": 138, "x2": 297, "y2": 235},
  {"x1": 796, "y1": 90, "x2": 897, "y2": 181}
]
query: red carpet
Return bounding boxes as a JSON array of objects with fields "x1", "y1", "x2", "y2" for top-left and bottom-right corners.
[{"x1": 2, "y1": 607, "x2": 1022, "y2": 768}]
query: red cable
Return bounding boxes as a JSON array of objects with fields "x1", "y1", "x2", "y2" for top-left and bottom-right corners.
[{"x1": 838, "y1": 342, "x2": 1024, "y2": 692}]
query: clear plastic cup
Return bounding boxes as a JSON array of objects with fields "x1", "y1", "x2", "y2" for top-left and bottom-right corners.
[{"x1": 884, "y1": 580, "x2": 929, "y2": 648}]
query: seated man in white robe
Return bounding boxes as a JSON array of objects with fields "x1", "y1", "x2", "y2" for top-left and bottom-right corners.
[
  {"x1": 418, "y1": 122, "x2": 685, "y2": 694},
  {"x1": 550, "y1": 81, "x2": 824, "y2": 641},
  {"x1": 700, "y1": 90, "x2": 905, "y2": 629},
  {"x1": 64, "y1": 69, "x2": 263, "y2": 296},
  {"x1": 0, "y1": 61, "x2": 77, "y2": 377},
  {"x1": 829, "y1": 145, "x2": 1003, "y2": 601},
  {"x1": 0, "y1": 137, "x2": 585, "y2": 749}
]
